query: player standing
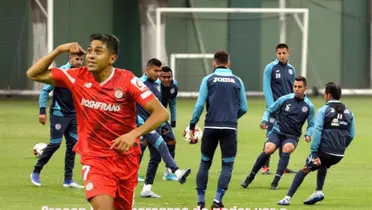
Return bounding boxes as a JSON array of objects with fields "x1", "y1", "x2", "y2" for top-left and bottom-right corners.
[
  {"x1": 262, "y1": 43, "x2": 297, "y2": 174},
  {"x1": 187, "y1": 50, "x2": 248, "y2": 209},
  {"x1": 26, "y1": 33, "x2": 169, "y2": 210},
  {"x1": 159, "y1": 66, "x2": 179, "y2": 181},
  {"x1": 31, "y1": 53, "x2": 84, "y2": 188},
  {"x1": 241, "y1": 76, "x2": 315, "y2": 190},
  {"x1": 277, "y1": 82, "x2": 355, "y2": 206}
]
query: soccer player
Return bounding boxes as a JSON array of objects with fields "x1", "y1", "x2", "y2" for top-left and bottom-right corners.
[
  {"x1": 26, "y1": 34, "x2": 169, "y2": 210},
  {"x1": 241, "y1": 76, "x2": 315, "y2": 190},
  {"x1": 159, "y1": 66, "x2": 179, "y2": 181},
  {"x1": 262, "y1": 43, "x2": 297, "y2": 175},
  {"x1": 137, "y1": 59, "x2": 191, "y2": 198},
  {"x1": 187, "y1": 50, "x2": 248, "y2": 209},
  {"x1": 30, "y1": 52, "x2": 84, "y2": 188},
  {"x1": 277, "y1": 82, "x2": 355, "y2": 206}
]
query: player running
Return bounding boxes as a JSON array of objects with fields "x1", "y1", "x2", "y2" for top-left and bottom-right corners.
[
  {"x1": 26, "y1": 33, "x2": 169, "y2": 210},
  {"x1": 241, "y1": 76, "x2": 315, "y2": 190},
  {"x1": 277, "y1": 82, "x2": 355, "y2": 206},
  {"x1": 30, "y1": 52, "x2": 84, "y2": 188},
  {"x1": 187, "y1": 50, "x2": 248, "y2": 209}
]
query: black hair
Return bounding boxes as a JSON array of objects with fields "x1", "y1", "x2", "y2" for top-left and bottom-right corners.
[
  {"x1": 70, "y1": 52, "x2": 85, "y2": 56},
  {"x1": 214, "y1": 50, "x2": 229, "y2": 65},
  {"x1": 295, "y1": 76, "x2": 307, "y2": 86},
  {"x1": 325, "y1": 82, "x2": 342, "y2": 100},
  {"x1": 147, "y1": 58, "x2": 162, "y2": 67},
  {"x1": 162, "y1": 66, "x2": 172, "y2": 72},
  {"x1": 276, "y1": 43, "x2": 289, "y2": 50},
  {"x1": 89, "y1": 33, "x2": 120, "y2": 55}
]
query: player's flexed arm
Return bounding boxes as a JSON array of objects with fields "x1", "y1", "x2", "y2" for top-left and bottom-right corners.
[{"x1": 26, "y1": 43, "x2": 85, "y2": 85}]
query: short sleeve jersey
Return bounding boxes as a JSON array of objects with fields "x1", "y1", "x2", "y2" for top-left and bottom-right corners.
[{"x1": 51, "y1": 67, "x2": 155, "y2": 157}]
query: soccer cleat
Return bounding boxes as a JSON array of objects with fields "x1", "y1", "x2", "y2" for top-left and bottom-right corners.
[
  {"x1": 175, "y1": 168, "x2": 191, "y2": 184},
  {"x1": 240, "y1": 176, "x2": 253, "y2": 188},
  {"x1": 163, "y1": 168, "x2": 178, "y2": 181},
  {"x1": 138, "y1": 175, "x2": 145, "y2": 182},
  {"x1": 63, "y1": 180, "x2": 84, "y2": 188},
  {"x1": 277, "y1": 196, "x2": 291, "y2": 205},
  {"x1": 140, "y1": 190, "x2": 161, "y2": 198},
  {"x1": 211, "y1": 201, "x2": 224, "y2": 209},
  {"x1": 197, "y1": 202, "x2": 205, "y2": 209},
  {"x1": 270, "y1": 182, "x2": 278, "y2": 190},
  {"x1": 303, "y1": 191, "x2": 324, "y2": 205},
  {"x1": 284, "y1": 168, "x2": 297, "y2": 174},
  {"x1": 261, "y1": 166, "x2": 271, "y2": 175},
  {"x1": 30, "y1": 173, "x2": 41, "y2": 187}
]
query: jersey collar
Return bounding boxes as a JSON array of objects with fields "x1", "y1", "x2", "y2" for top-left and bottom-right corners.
[
  {"x1": 275, "y1": 58, "x2": 288, "y2": 65},
  {"x1": 327, "y1": 100, "x2": 341, "y2": 104},
  {"x1": 214, "y1": 67, "x2": 232, "y2": 73},
  {"x1": 99, "y1": 67, "x2": 115, "y2": 86}
]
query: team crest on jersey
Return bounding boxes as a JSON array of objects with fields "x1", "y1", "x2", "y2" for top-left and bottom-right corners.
[
  {"x1": 85, "y1": 182, "x2": 93, "y2": 191},
  {"x1": 301, "y1": 106, "x2": 308, "y2": 113},
  {"x1": 55, "y1": 123, "x2": 61, "y2": 130},
  {"x1": 288, "y1": 69, "x2": 293, "y2": 75},
  {"x1": 114, "y1": 88, "x2": 123, "y2": 99},
  {"x1": 170, "y1": 88, "x2": 175, "y2": 94}
]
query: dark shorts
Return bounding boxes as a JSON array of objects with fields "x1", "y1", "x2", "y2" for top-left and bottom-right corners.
[
  {"x1": 141, "y1": 130, "x2": 163, "y2": 149},
  {"x1": 305, "y1": 152, "x2": 343, "y2": 171},
  {"x1": 161, "y1": 122, "x2": 176, "y2": 141},
  {"x1": 201, "y1": 128, "x2": 237, "y2": 163},
  {"x1": 266, "y1": 132, "x2": 299, "y2": 149},
  {"x1": 50, "y1": 114, "x2": 77, "y2": 144}
]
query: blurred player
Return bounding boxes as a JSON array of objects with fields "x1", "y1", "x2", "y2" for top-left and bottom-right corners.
[
  {"x1": 241, "y1": 76, "x2": 315, "y2": 190},
  {"x1": 30, "y1": 53, "x2": 84, "y2": 188},
  {"x1": 26, "y1": 33, "x2": 169, "y2": 210},
  {"x1": 262, "y1": 43, "x2": 297, "y2": 174},
  {"x1": 137, "y1": 59, "x2": 191, "y2": 198},
  {"x1": 187, "y1": 50, "x2": 248, "y2": 209},
  {"x1": 277, "y1": 82, "x2": 355, "y2": 206},
  {"x1": 159, "y1": 66, "x2": 179, "y2": 181}
]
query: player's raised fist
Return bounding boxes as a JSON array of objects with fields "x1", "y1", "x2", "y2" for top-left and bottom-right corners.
[{"x1": 57, "y1": 42, "x2": 86, "y2": 54}]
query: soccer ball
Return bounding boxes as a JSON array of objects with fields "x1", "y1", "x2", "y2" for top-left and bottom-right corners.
[
  {"x1": 183, "y1": 125, "x2": 203, "y2": 144},
  {"x1": 33, "y1": 143, "x2": 47, "y2": 158}
]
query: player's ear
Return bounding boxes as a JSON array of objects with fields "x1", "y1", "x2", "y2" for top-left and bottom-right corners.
[
  {"x1": 109, "y1": 54, "x2": 117, "y2": 65},
  {"x1": 212, "y1": 60, "x2": 217, "y2": 68},
  {"x1": 226, "y1": 61, "x2": 231, "y2": 68}
]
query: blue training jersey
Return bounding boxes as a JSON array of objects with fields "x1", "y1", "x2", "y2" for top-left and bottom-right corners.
[
  {"x1": 262, "y1": 93, "x2": 315, "y2": 138},
  {"x1": 190, "y1": 67, "x2": 248, "y2": 130},
  {"x1": 263, "y1": 59, "x2": 296, "y2": 108},
  {"x1": 161, "y1": 79, "x2": 178, "y2": 125},
  {"x1": 310, "y1": 100, "x2": 355, "y2": 156},
  {"x1": 39, "y1": 62, "x2": 75, "y2": 116}
]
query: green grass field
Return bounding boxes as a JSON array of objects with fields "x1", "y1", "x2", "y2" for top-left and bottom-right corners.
[{"x1": 0, "y1": 97, "x2": 371, "y2": 210}]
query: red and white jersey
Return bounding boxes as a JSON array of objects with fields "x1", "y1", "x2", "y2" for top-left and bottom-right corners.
[{"x1": 51, "y1": 67, "x2": 155, "y2": 157}]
